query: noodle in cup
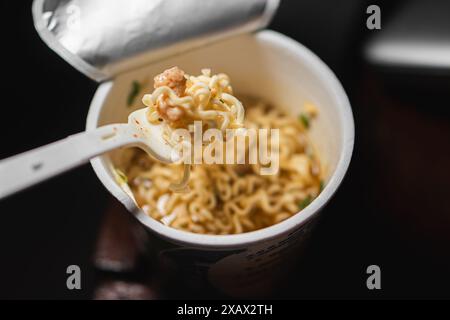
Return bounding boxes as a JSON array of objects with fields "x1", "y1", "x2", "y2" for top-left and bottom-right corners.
[{"x1": 86, "y1": 30, "x2": 354, "y2": 297}]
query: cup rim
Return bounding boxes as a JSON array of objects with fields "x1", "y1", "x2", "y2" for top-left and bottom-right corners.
[{"x1": 87, "y1": 29, "x2": 355, "y2": 249}]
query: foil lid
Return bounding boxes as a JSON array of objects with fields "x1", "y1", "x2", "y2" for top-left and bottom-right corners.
[{"x1": 32, "y1": 0, "x2": 279, "y2": 82}]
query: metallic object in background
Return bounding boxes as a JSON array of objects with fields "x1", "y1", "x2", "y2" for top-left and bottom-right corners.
[
  {"x1": 365, "y1": 0, "x2": 450, "y2": 71},
  {"x1": 32, "y1": 0, "x2": 279, "y2": 81},
  {"x1": 93, "y1": 202, "x2": 144, "y2": 273}
]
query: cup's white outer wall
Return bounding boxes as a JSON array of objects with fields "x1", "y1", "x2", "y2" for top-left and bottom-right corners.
[{"x1": 87, "y1": 30, "x2": 354, "y2": 296}]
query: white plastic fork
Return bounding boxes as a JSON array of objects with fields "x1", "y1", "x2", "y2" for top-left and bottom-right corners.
[{"x1": 0, "y1": 108, "x2": 174, "y2": 200}]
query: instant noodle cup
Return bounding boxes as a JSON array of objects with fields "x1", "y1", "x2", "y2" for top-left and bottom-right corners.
[{"x1": 33, "y1": 0, "x2": 354, "y2": 297}]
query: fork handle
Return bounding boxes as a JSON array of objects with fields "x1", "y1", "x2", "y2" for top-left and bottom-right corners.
[{"x1": 0, "y1": 124, "x2": 134, "y2": 200}]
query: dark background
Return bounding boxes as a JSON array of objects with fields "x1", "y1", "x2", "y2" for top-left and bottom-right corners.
[{"x1": 0, "y1": 0, "x2": 449, "y2": 299}]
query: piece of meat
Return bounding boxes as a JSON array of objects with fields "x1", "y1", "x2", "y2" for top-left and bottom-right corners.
[
  {"x1": 156, "y1": 95, "x2": 185, "y2": 123},
  {"x1": 154, "y1": 67, "x2": 187, "y2": 123},
  {"x1": 154, "y1": 66, "x2": 186, "y2": 96}
]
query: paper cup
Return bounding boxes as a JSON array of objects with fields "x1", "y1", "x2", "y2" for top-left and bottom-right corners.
[{"x1": 86, "y1": 30, "x2": 354, "y2": 297}]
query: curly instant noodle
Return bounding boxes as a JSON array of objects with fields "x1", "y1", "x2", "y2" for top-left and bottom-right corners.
[{"x1": 117, "y1": 93, "x2": 322, "y2": 234}]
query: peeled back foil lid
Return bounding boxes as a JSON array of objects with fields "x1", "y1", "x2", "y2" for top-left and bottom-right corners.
[{"x1": 32, "y1": 0, "x2": 279, "y2": 82}]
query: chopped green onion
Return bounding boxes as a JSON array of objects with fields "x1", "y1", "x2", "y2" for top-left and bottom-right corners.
[
  {"x1": 299, "y1": 113, "x2": 310, "y2": 129},
  {"x1": 127, "y1": 81, "x2": 141, "y2": 107},
  {"x1": 299, "y1": 196, "x2": 312, "y2": 209}
]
